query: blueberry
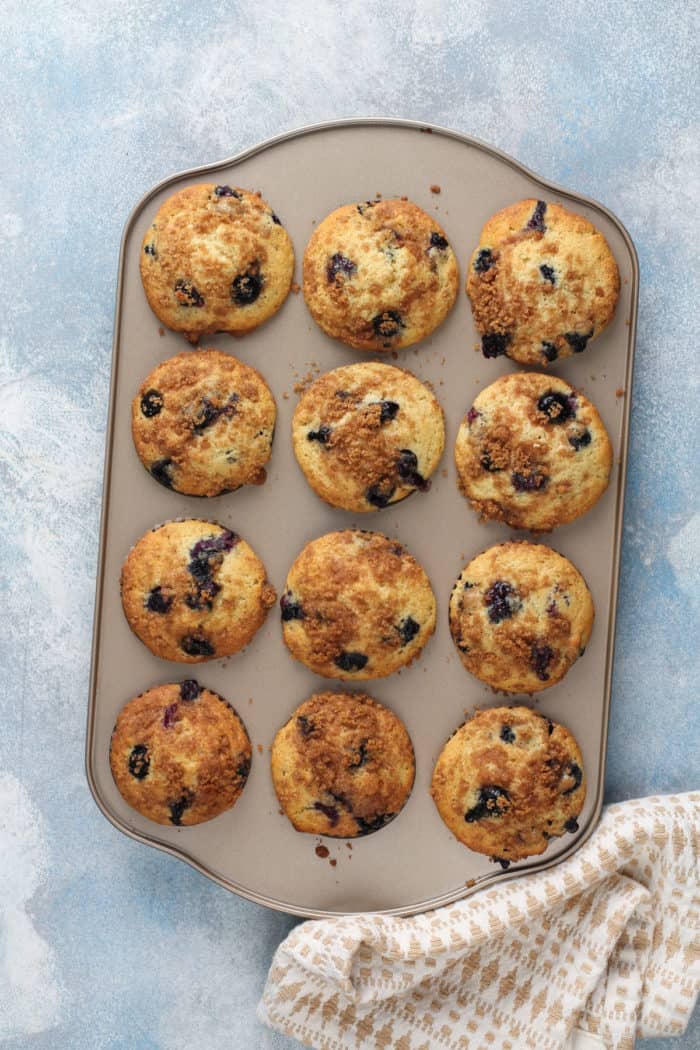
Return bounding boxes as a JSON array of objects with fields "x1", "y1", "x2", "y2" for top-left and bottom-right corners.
[
  {"x1": 192, "y1": 397, "x2": 221, "y2": 432},
  {"x1": 188, "y1": 531, "x2": 238, "y2": 579},
  {"x1": 565, "y1": 330, "x2": 593, "y2": 354},
  {"x1": 150, "y1": 458, "x2": 175, "y2": 489},
  {"x1": 480, "y1": 451, "x2": 501, "y2": 473},
  {"x1": 467, "y1": 407, "x2": 480, "y2": 424},
  {"x1": 512, "y1": 470, "x2": 548, "y2": 492},
  {"x1": 541, "y1": 341, "x2": 559, "y2": 362},
  {"x1": 379, "y1": 400, "x2": 399, "y2": 423},
  {"x1": 180, "y1": 680, "x2": 200, "y2": 701},
  {"x1": 280, "y1": 594, "x2": 304, "y2": 621},
  {"x1": 307, "y1": 424, "x2": 331, "y2": 444},
  {"x1": 145, "y1": 586, "x2": 173, "y2": 614},
  {"x1": 214, "y1": 185, "x2": 241, "y2": 198},
  {"x1": 465, "y1": 785, "x2": 510, "y2": 822},
  {"x1": 180, "y1": 635, "x2": 215, "y2": 657},
  {"x1": 349, "y1": 741, "x2": 369, "y2": 770},
  {"x1": 355, "y1": 812, "x2": 395, "y2": 835},
  {"x1": 184, "y1": 579, "x2": 220, "y2": 610},
  {"x1": 143, "y1": 243, "x2": 157, "y2": 257},
  {"x1": 547, "y1": 719, "x2": 554, "y2": 735},
  {"x1": 500, "y1": 725, "x2": 515, "y2": 743},
  {"x1": 372, "y1": 310, "x2": 403, "y2": 341},
  {"x1": 564, "y1": 817, "x2": 579, "y2": 833},
  {"x1": 356, "y1": 201, "x2": 376, "y2": 215},
  {"x1": 540, "y1": 264, "x2": 556, "y2": 285},
  {"x1": 569, "y1": 428, "x2": 592, "y2": 451},
  {"x1": 140, "y1": 389, "x2": 163, "y2": 417},
  {"x1": 537, "y1": 391, "x2": 574, "y2": 424},
  {"x1": 366, "y1": 481, "x2": 395, "y2": 508},
  {"x1": 326, "y1": 252, "x2": 357, "y2": 282},
  {"x1": 396, "y1": 616, "x2": 419, "y2": 645},
  {"x1": 236, "y1": 757, "x2": 251, "y2": 780},
  {"x1": 485, "y1": 581, "x2": 521, "y2": 624},
  {"x1": 561, "y1": 762, "x2": 583, "y2": 795},
  {"x1": 232, "y1": 264, "x2": 263, "y2": 305},
  {"x1": 297, "y1": 715, "x2": 315, "y2": 739},
  {"x1": 168, "y1": 791, "x2": 194, "y2": 825},
  {"x1": 270, "y1": 212, "x2": 282, "y2": 225},
  {"x1": 482, "y1": 332, "x2": 509, "y2": 358},
  {"x1": 314, "y1": 801, "x2": 340, "y2": 826},
  {"x1": 473, "y1": 249, "x2": 494, "y2": 273},
  {"x1": 397, "y1": 449, "x2": 428, "y2": 490},
  {"x1": 174, "y1": 279, "x2": 205, "y2": 307},
  {"x1": 492, "y1": 857, "x2": 511, "y2": 870},
  {"x1": 163, "y1": 703, "x2": 178, "y2": 729},
  {"x1": 531, "y1": 644, "x2": 554, "y2": 681},
  {"x1": 128, "y1": 745, "x2": 150, "y2": 779},
  {"x1": 335, "y1": 651, "x2": 368, "y2": 672},
  {"x1": 429, "y1": 231, "x2": 448, "y2": 250},
  {"x1": 526, "y1": 200, "x2": 547, "y2": 232}
]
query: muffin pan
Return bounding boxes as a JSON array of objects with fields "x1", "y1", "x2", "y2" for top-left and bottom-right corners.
[{"x1": 87, "y1": 119, "x2": 638, "y2": 917}]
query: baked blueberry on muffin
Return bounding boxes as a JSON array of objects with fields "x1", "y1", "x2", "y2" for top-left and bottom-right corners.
[
  {"x1": 121, "y1": 520, "x2": 276, "y2": 662},
  {"x1": 140, "y1": 184, "x2": 294, "y2": 341},
  {"x1": 454, "y1": 371, "x2": 612, "y2": 531},
  {"x1": 303, "y1": 198, "x2": 458, "y2": 351},
  {"x1": 292, "y1": 362, "x2": 445, "y2": 512},
  {"x1": 449, "y1": 541, "x2": 593, "y2": 693},
  {"x1": 281, "y1": 530, "x2": 436, "y2": 680},
  {"x1": 466, "y1": 199, "x2": 620, "y2": 366},
  {"x1": 431, "y1": 705, "x2": 585, "y2": 862},
  {"x1": 131, "y1": 349, "x2": 276, "y2": 497},
  {"x1": 110, "y1": 681, "x2": 252, "y2": 826},
  {"x1": 271, "y1": 691, "x2": 415, "y2": 837}
]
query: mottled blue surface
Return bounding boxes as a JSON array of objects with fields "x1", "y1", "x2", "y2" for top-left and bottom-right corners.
[{"x1": 1, "y1": 2, "x2": 697, "y2": 1048}]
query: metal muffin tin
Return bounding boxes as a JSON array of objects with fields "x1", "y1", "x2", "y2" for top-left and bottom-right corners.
[{"x1": 86, "y1": 119, "x2": 638, "y2": 918}]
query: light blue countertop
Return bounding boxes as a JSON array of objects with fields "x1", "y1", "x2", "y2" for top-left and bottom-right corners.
[{"x1": 1, "y1": 2, "x2": 697, "y2": 1048}]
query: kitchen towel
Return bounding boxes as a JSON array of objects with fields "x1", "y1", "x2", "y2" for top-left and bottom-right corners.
[{"x1": 259, "y1": 793, "x2": 699, "y2": 1049}]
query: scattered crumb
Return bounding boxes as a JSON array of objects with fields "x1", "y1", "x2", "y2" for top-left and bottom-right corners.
[
  {"x1": 400, "y1": 195, "x2": 408, "y2": 201},
  {"x1": 441, "y1": 468, "x2": 448, "y2": 478},
  {"x1": 623, "y1": 277, "x2": 628, "y2": 284},
  {"x1": 291, "y1": 282, "x2": 300, "y2": 294},
  {"x1": 248, "y1": 697, "x2": 253, "y2": 705},
  {"x1": 465, "y1": 879, "x2": 477, "y2": 889},
  {"x1": 329, "y1": 858, "x2": 337, "y2": 867},
  {"x1": 158, "y1": 327, "x2": 165, "y2": 336},
  {"x1": 283, "y1": 391, "x2": 289, "y2": 399},
  {"x1": 346, "y1": 843, "x2": 352, "y2": 850},
  {"x1": 625, "y1": 318, "x2": 631, "y2": 326},
  {"x1": 421, "y1": 127, "x2": 433, "y2": 134},
  {"x1": 441, "y1": 356, "x2": 446, "y2": 366},
  {"x1": 278, "y1": 808, "x2": 284, "y2": 815},
  {"x1": 256, "y1": 744, "x2": 263, "y2": 754},
  {"x1": 430, "y1": 184, "x2": 441, "y2": 194},
  {"x1": 391, "y1": 350, "x2": 399, "y2": 360},
  {"x1": 315, "y1": 845, "x2": 330, "y2": 859},
  {"x1": 474, "y1": 343, "x2": 481, "y2": 353},
  {"x1": 376, "y1": 192, "x2": 382, "y2": 199},
  {"x1": 590, "y1": 375, "x2": 597, "y2": 381},
  {"x1": 615, "y1": 387, "x2": 625, "y2": 398},
  {"x1": 255, "y1": 190, "x2": 262, "y2": 198}
]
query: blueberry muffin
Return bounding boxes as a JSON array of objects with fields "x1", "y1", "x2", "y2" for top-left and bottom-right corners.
[
  {"x1": 271, "y1": 691, "x2": 415, "y2": 837},
  {"x1": 281, "y1": 530, "x2": 436, "y2": 680},
  {"x1": 110, "y1": 680, "x2": 251, "y2": 826},
  {"x1": 454, "y1": 372, "x2": 612, "y2": 531},
  {"x1": 449, "y1": 541, "x2": 593, "y2": 693},
  {"x1": 292, "y1": 362, "x2": 445, "y2": 512},
  {"x1": 140, "y1": 184, "x2": 294, "y2": 342},
  {"x1": 431, "y1": 705, "x2": 585, "y2": 863},
  {"x1": 466, "y1": 199, "x2": 620, "y2": 366},
  {"x1": 121, "y1": 520, "x2": 276, "y2": 662},
  {"x1": 303, "y1": 198, "x2": 458, "y2": 351},
  {"x1": 132, "y1": 349, "x2": 276, "y2": 497}
]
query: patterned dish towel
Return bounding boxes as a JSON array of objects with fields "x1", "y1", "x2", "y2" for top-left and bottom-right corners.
[{"x1": 259, "y1": 793, "x2": 699, "y2": 1050}]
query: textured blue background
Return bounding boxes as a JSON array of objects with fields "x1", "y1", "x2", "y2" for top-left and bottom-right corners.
[{"x1": 1, "y1": 2, "x2": 697, "y2": 1047}]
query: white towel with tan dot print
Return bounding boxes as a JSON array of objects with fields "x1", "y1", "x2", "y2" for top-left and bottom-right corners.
[{"x1": 259, "y1": 793, "x2": 699, "y2": 1050}]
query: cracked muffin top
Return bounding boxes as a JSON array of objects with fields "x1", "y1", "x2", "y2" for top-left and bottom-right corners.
[
  {"x1": 449, "y1": 541, "x2": 594, "y2": 693},
  {"x1": 292, "y1": 361, "x2": 445, "y2": 512},
  {"x1": 303, "y1": 198, "x2": 458, "y2": 351},
  {"x1": 121, "y1": 520, "x2": 276, "y2": 663},
  {"x1": 131, "y1": 349, "x2": 276, "y2": 498},
  {"x1": 454, "y1": 371, "x2": 612, "y2": 532},
  {"x1": 140, "y1": 183, "x2": 294, "y2": 342},
  {"x1": 110, "y1": 680, "x2": 251, "y2": 827},
  {"x1": 271, "y1": 691, "x2": 415, "y2": 838},
  {"x1": 431, "y1": 705, "x2": 585, "y2": 862},
  {"x1": 280, "y1": 530, "x2": 436, "y2": 680},
  {"x1": 466, "y1": 198, "x2": 619, "y2": 366}
]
